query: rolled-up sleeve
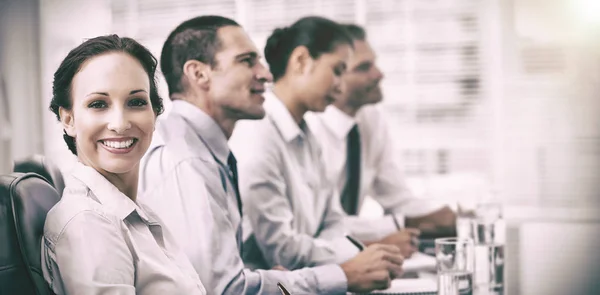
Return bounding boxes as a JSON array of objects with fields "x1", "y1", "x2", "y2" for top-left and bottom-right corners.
[{"x1": 42, "y1": 211, "x2": 135, "y2": 294}]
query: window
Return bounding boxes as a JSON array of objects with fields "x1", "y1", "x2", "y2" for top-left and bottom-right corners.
[{"x1": 104, "y1": 0, "x2": 600, "y2": 207}]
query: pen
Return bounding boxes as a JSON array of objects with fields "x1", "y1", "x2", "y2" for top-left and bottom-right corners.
[
  {"x1": 391, "y1": 214, "x2": 402, "y2": 230},
  {"x1": 277, "y1": 282, "x2": 291, "y2": 295},
  {"x1": 346, "y1": 235, "x2": 365, "y2": 251}
]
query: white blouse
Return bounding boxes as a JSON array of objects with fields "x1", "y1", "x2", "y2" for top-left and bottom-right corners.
[{"x1": 41, "y1": 162, "x2": 206, "y2": 295}]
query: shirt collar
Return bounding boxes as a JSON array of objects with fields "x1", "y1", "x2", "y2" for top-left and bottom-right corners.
[
  {"x1": 264, "y1": 91, "x2": 304, "y2": 143},
  {"x1": 70, "y1": 161, "x2": 155, "y2": 224},
  {"x1": 320, "y1": 105, "x2": 357, "y2": 140},
  {"x1": 170, "y1": 100, "x2": 230, "y2": 165}
]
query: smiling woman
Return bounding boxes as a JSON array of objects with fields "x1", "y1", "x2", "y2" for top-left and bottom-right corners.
[
  {"x1": 41, "y1": 35, "x2": 207, "y2": 295},
  {"x1": 59, "y1": 52, "x2": 156, "y2": 179},
  {"x1": 50, "y1": 37, "x2": 163, "y2": 157}
]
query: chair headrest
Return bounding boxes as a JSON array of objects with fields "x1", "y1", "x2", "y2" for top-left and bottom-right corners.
[
  {"x1": 13, "y1": 155, "x2": 65, "y2": 196},
  {"x1": 0, "y1": 172, "x2": 59, "y2": 295}
]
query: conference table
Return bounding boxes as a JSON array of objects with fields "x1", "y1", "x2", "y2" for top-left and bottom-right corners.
[{"x1": 347, "y1": 209, "x2": 600, "y2": 295}]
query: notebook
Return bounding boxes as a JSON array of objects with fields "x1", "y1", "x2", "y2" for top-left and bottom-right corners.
[{"x1": 352, "y1": 278, "x2": 438, "y2": 295}]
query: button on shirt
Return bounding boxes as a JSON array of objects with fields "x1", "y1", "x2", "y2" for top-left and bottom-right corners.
[
  {"x1": 230, "y1": 92, "x2": 360, "y2": 271},
  {"x1": 41, "y1": 161, "x2": 206, "y2": 295},
  {"x1": 139, "y1": 100, "x2": 348, "y2": 295},
  {"x1": 306, "y1": 105, "x2": 445, "y2": 242}
]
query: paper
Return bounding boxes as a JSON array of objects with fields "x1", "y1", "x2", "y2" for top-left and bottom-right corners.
[
  {"x1": 402, "y1": 252, "x2": 437, "y2": 273},
  {"x1": 367, "y1": 278, "x2": 438, "y2": 294}
]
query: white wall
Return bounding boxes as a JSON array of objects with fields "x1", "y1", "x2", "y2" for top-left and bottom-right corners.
[
  {"x1": 519, "y1": 221, "x2": 600, "y2": 294},
  {"x1": 39, "y1": 0, "x2": 113, "y2": 173},
  {"x1": 0, "y1": 0, "x2": 43, "y2": 173}
]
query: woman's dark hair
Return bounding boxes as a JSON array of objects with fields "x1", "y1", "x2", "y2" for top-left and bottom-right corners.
[
  {"x1": 49, "y1": 34, "x2": 164, "y2": 155},
  {"x1": 264, "y1": 16, "x2": 354, "y2": 82}
]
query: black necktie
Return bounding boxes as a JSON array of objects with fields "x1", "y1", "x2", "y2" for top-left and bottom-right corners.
[
  {"x1": 227, "y1": 152, "x2": 243, "y2": 216},
  {"x1": 341, "y1": 125, "x2": 361, "y2": 215}
]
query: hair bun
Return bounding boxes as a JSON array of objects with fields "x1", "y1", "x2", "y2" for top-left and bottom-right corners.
[
  {"x1": 264, "y1": 26, "x2": 291, "y2": 64},
  {"x1": 273, "y1": 27, "x2": 289, "y2": 39}
]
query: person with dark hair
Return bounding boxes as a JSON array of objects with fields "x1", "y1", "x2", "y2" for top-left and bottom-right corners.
[
  {"x1": 42, "y1": 35, "x2": 206, "y2": 294},
  {"x1": 306, "y1": 24, "x2": 457, "y2": 253},
  {"x1": 140, "y1": 15, "x2": 402, "y2": 295},
  {"x1": 229, "y1": 15, "x2": 405, "y2": 275}
]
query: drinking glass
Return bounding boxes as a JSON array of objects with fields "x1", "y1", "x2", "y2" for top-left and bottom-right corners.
[{"x1": 435, "y1": 238, "x2": 474, "y2": 295}]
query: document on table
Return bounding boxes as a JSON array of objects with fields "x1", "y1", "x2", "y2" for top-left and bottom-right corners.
[
  {"x1": 351, "y1": 278, "x2": 437, "y2": 295},
  {"x1": 402, "y1": 252, "x2": 436, "y2": 273}
]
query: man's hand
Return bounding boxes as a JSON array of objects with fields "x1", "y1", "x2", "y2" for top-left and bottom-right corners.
[
  {"x1": 406, "y1": 206, "x2": 457, "y2": 237},
  {"x1": 341, "y1": 244, "x2": 404, "y2": 293},
  {"x1": 272, "y1": 265, "x2": 289, "y2": 271},
  {"x1": 378, "y1": 228, "x2": 420, "y2": 258}
]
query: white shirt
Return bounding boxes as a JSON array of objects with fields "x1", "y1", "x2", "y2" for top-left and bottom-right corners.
[
  {"x1": 306, "y1": 104, "x2": 444, "y2": 242},
  {"x1": 140, "y1": 100, "x2": 348, "y2": 295},
  {"x1": 230, "y1": 93, "x2": 360, "y2": 271},
  {"x1": 42, "y1": 161, "x2": 206, "y2": 295}
]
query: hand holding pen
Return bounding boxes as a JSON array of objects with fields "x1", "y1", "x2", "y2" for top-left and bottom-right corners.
[
  {"x1": 376, "y1": 228, "x2": 421, "y2": 258},
  {"x1": 340, "y1": 243, "x2": 405, "y2": 292}
]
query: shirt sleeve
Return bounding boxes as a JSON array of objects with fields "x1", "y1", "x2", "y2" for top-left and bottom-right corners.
[
  {"x1": 42, "y1": 211, "x2": 136, "y2": 294},
  {"x1": 367, "y1": 107, "x2": 443, "y2": 216},
  {"x1": 370, "y1": 156, "x2": 442, "y2": 219},
  {"x1": 142, "y1": 153, "x2": 348, "y2": 295},
  {"x1": 314, "y1": 172, "x2": 362, "y2": 262},
  {"x1": 240, "y1": 265, "x2": 348, "y2": 295},
  {"x1": 367, "y1": 107, "x2": 416, "y2": 214},
  {"x1": 141, "y1": 151, "x2": 231, "y2": 294},
  {"x1": 148, "y1": 158, "x2": 226, "y2": 293}
]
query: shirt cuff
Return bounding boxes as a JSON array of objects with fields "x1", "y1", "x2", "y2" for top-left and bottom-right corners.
[{"x1": 312, "y1": 264, "x2": 348, "y2": 294}]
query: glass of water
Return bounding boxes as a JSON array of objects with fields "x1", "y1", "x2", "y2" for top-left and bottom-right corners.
[
  {"x1": 435, "y1": 238, "x2": 474, "y2": 295},
  {"x1": 456, "y1": 203, "x2": 476, "y2": 240},
  {"x1": 473, "y1": 203, "x2": 505, "y2": 295}
]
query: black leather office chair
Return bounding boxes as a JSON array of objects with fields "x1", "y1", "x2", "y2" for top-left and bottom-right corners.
[
  {"x1": 0, "y1": 173, "x2": 59, "y2": 295},
  {"x1": 13, "y1": 155, "x2": 65, "y2": 196}
]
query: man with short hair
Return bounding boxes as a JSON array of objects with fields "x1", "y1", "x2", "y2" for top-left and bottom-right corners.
[
  {"x1": 307, "y1": 24, "x2": 457, "y2": 253},
  {"x1": 140, "y1": 16, "x2": 404, "y2": 295}
]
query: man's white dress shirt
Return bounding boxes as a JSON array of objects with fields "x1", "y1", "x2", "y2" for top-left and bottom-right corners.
[
  {"x1": 306, "y1": 104, "x2": 444, "y2": 242},
  {"x1": 140, "y1": 100, "x2": 348, "y2": 295}
]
